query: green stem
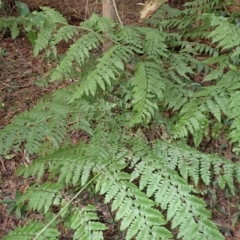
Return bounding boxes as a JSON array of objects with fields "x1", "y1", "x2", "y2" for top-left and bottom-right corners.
[{"x1": 33, "y1": 173, "x2": 101, "y2": 240}]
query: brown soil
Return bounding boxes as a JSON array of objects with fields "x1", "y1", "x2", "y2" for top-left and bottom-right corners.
[{"x1": 1, "y1": 1, "x2": 240, "y2": 239}]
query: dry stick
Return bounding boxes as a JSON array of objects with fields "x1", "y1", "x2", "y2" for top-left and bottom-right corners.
[
  {"x1": 112, "y1": 0, "x2": 123, "y2": 26},
  {"x1": 0, "y1": 157, "x2": 7, "y2": 171},
  {"x1": 85, "y1": 0, "x2": 89, "y2": 20}
]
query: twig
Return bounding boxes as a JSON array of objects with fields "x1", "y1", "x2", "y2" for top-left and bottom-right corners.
[
  {"x1": 0, "y1": 156, "x2": 7, "y2": 172},
  {"x1": 112, "y1": 0, "x2": 123, "y2": 26},
  {"x1": 0, "y1": 80, "x2": 11, "y2": 87}
]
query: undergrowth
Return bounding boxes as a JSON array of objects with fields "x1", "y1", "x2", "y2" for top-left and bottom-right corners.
[{"x1": 1, "y1": 0, "x2": 240, "y2": 239}]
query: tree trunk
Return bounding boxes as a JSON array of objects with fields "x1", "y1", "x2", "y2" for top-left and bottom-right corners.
[
  {"x1": 102, "y1": 0, "x2": 115, "y2": 21},
  {"x1": 102, "y1": 0, "x2": 115, "y2": 52}
]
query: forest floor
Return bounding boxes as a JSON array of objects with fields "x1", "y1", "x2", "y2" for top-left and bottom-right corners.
[{"x1": 1, "y1": 1, "x2": 240, "y2": 239}]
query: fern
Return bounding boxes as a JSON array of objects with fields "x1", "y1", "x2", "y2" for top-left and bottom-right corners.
[
  {"x1": 130, "y1": 62, "x2": 163, "y2": 124},
  {"x1": 2, "y1": 1, "x2": 240, "y2": 239},
  {"x1": 70, "y1": 205, "x2": 107, "y2": 240},
  {"x1": 12, "y1": 133, "x2": 233, "y2": 239},
  {"x1": 69, "y1": 44, "x2": 133, "y2": 99},
  {"x1": 209, "y1": 14, "x2": 240, "y2": 50},
  {"x1": 50, "y1": 31, "x2": 103, "y2": 81},
  {"x1": 101, "y1": 175, "x2": 173, "y2": 240},
  {"x1": 19, "y1": 182, "x2": 62, "y2": 214},
  {"x1": 3, "y1": 221, "x2": 60, "y2": 240}
]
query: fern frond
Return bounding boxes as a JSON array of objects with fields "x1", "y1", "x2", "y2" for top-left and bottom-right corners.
[
  {"x1": 209, "y1": 14, "x2": 240, "y2": 50},
  {"x1": 169, "y1": 53, "x2": 195, "y2": 81},
  {"x1": 70, "y1": 205, "x2": 107, "y2": 240},
  {"x1": 130, "y1": 62, "x2": 165, "y2": 125},
  {"x1": 0, "y1": 16, "x2": 27, "y2": 39},
  {"x1": 50, "y1": 32, "x2": 103, "y2": 81},
  {"x1": 81, "y1": 13, "x2": 116, "y2": 33},
  {"x1": 133, "y1": 145, "x2": 224, "y2": 240},
  {"x1": 163, "y1": 81, "x2": 189, "y2": 111},
  {"x1": 33, "y1": 20, "x2": 56, "y2": 56},
  {"x1": 228, "y1": 90, "x2": 240, "y2": 151},
  {"x1": 145, "y1": 4, "x2": 182, "y2": 29},
  {"x1": 19, "y1": 182, "x2": 62, "y2": 214},
  {"x1": 69, "y1": 45, "x2": 133, "y2": 100},
  {"x1": 173, "y1": 99, "x2": 208, "y2": 145},
  {"x1": 184, "y1": 0, "x2": 218, "y2": 14},
  {"x1": 0, "y1": 101, "x2": 66, "y2": 155},
  {"x1": 0, "y1": 91, "x2": 94, "y2": 155},
  {"x1": 152, "y1": 140, "x2": 237, "y2": 194},
  {"x1": 116, "y1": 26, "x2": 143, "y2": 52},
  {"x1": 17, "y1": 157, "x2": 45, "y2": 181},
  {"x1": 33, "y1": 7, "x2": 67, "y2": 56},
  {"x1": 15, "y1": 133, "x2": 236, "y2": 239},
  {"x1": 203, "y1": 55, "x2": 229, "y2": 81},
  {"x1": 2, "y1": 221, "x2": 60, "y2": 240},
  {"x1": 98, "y1": 170, "x2": 173, "y2": 240},
  {"x1": 40, "y1": 6, "x2": 67, "y2": 24},
  {"x1": 51, "y1": 25, "x2": 79, "y2": 45}
]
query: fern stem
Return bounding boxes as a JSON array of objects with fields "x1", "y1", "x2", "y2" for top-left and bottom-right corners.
[{"x1": 33, "y1": 173, "x2": 101, "y2": 240}]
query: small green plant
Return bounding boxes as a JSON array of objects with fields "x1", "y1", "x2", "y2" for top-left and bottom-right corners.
[
  {"x1": 0, "y1": 190, "x2": 26, "y2": 218},
  {"x1": 1, "y1": 0, "x2": 240, "y2": 239},
  {"x1": 0, "y1": 47, "x2": 7, "y2": 58}
]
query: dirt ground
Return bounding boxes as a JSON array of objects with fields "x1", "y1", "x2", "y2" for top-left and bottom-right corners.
[{"x1": 1, "y1": 1, "x2": 240, "y2": 239}]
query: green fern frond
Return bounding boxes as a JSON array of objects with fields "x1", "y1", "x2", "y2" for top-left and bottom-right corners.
[
  {"x1": 33, "y1": 20, "x2": 56, "y2": 56},
  {"x1": 209, "y1": 14, "x2": 240, "y2": 50},
  {"x1": 144, "y1": 28, "x2": 168, "y2": 59},
  {"x1": 130, "y1": 62, "x2": 165, "y2": 125},
  {"x1": 173, "y1": 99, "x2": 208, "y2": 143},
  {"x1": 0, "y1": 92, "x2": 94, "y2": 155},
  {"x1": 171, "y1": 75, "x2": 236, "y2": 145},
  {"x1": 117, "y1": 26, "x2": 143, "y2": 52},
  {"x1": 2, "y1": 221, "x2": 60, "y2": 240},
  {"x1": 133, "y1": 147, "x2": 224, "y2": 240},
  {"x1": 0, "y1": 16, "x2": 27, "y2": 39},
  {"x1": 70, "y1": 205, "x2": 107, "y2": 240},
  {"x1": 98, "y1": 171, "x2": 173, "y2": 240},
  {"x1": 17, "y1": 158, "x2": 45, "y2": 181},
  {"x1": 33, "y1": 7, "x2": 67, "y2": 56},
  {"x1": 184, "y1": 0, "x2": 218, "y2": 13},
  {"x1": 228, "y1": 90, "x2": 240, "y2": 151},
  {"x1": 163, "y1": 81, "x2": 189, "y2": 110},
  {"x1": 51, "y1": 25, "x2": 79, "y2": 45},
  {"x1": 40, "y1": 6, "x2": 67, "y2": 24},
  {"x1": 50, "y1": 32, "x2": 103, "y2": 81},
  {"x1": 17, "y1": 145, "x2": 84, "y2": 180},
  {"x1": 69, "y1": 45, "x2": 133, "y2": 100},
  {"x1": 152, "y1": 140, "x2": 237, "y2": 193},
  {"x1": 146, "y1": 4, "x2": 182, "y2": 29},
  {"x1": 169, "y1": 53, "x2": 195, "y2": 81},
  {"x1": 171, "y1": 69, "x2": 240, "y2": 148},
  {"x1": 0, "y1": 102, "x2": 67, "y2": 155},
  {"x1": 205, "y1": 98, "x2": 221, "y2": 121},
  {"x1": 13, "y1": 133, "x2": 237, "y2": 239},
  {"x1": 16, "y1": 126, "x2": 126, "y2": 186},
  {"x1": 19, "y1": 182, "x2": 62, "y2": 214},
  {"x1": 203, "y1": 55, "x2": 229, "y2": 81},
  {"x1": 81, "y1": 13, "x2": 116, "y2": 33}
]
